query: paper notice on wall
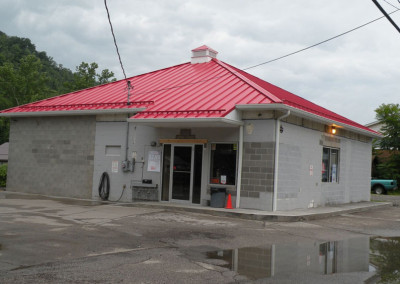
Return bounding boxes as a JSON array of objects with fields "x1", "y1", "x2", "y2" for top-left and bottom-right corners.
[
  {"x1": 331, "y1": 164, "x2": 337, "y2": 182},
  {"x1": 112, "y1": 161, "x2": 118, "y2": 173},
  {"x1": 147, "y1": 150, "x2": 161, "y2": 172}
]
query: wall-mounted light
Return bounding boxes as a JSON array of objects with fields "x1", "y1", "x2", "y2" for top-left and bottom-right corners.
[{"x1": 331, "y1": 126, "x2": 337, "y2": 135}]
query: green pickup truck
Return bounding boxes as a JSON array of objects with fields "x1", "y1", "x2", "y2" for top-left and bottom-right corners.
[{"x1": 371, "y1": 179, "x2": 398, "y2": 194}]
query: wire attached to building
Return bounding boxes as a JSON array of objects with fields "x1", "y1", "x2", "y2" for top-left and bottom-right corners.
[
  {"x1": 104, "y1": 0, "x2": 133, "y2": 105},
  {"x1": 243, "y1": 7, "x2": 400, "y2": 71},
  {"x1": 104, "y1": 0, "x2": 127, "y2": 80},
  {"x1": 100, "y1": 2, "x2": 400, "y2": 102}
]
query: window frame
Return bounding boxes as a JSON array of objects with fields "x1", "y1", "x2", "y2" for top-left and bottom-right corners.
[
  {"x1": 322, "y1": 146, "x2": 340, "y2": 183},
  {"x1": 209, "y1": 142, "x2": 238, "y2": 186}
]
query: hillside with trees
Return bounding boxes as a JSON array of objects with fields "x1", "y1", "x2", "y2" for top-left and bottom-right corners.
[{"x1": 0, "y1": 31, "x2": 116, "y2": 144}]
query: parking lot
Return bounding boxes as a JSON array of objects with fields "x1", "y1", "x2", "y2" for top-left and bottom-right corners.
[{"x1": 1, "y1": 192, "x2": 400, "y2": 283}]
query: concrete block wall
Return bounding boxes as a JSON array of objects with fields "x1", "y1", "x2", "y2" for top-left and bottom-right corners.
[
  {"x1": 93, "y1": 124, "x2": 240, "y2": 204},
  {"x1": 241, "y1": 142, "x2": 274, "y2": 201},
  {"x1": 278, "y1": 121, "x2": 372, "y2": 210},
  {"x1": 7, "y1": 116, "x2": 96, "y2": 198},
  {"x1": 92, "y1": 121, "x2": 160, "y2": 202},
  {"x1": 340, "y1": 139, "x2": 371, "y2": 203},
  {"x1": 277, "y1": 123, "x2": 322, "y2": 210},
  {"x1": 240, "y1": 120, "x2": 275, "y2": 210}
]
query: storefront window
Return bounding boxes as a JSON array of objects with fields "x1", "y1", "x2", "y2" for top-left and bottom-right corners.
[
  {"x1": 210, "y1": 143, "x2": 237, "y2": 185},
  {"x1": 322, "y1": 147, "x2": 339, "y2": 183}
]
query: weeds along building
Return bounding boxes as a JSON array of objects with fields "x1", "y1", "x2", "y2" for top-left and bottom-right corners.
[{"x1": 0, "y1": 46, "x2": 380, "y2": 211}]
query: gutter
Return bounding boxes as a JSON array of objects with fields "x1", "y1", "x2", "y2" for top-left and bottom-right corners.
[
  {"x1": 273, "y1": 110, "x2": 290, "y2": 212},
  {"x1": 235, "y1": 104, "x2": 381, "y2": 138}
]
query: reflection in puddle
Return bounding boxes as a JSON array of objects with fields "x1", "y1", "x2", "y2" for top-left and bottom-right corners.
[
  {"x1": 370, "y1": 237, "x2": 400, "y2": 283},
  {"x1": 207, "y1": 237, "x2": 400, "y2": 282}
]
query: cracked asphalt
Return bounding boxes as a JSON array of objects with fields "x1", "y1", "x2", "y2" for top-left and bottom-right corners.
[{"x1": 1, "y1": 193, "x2": 400, "y2": 283}]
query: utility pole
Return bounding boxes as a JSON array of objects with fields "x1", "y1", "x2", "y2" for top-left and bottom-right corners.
[{"x1": 372, "y1": 0, "x2": 400, "y2": 34}]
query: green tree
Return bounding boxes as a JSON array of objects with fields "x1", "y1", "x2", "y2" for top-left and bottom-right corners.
[
  {"x1": 0, "y1": 164, "x2": 7, "y2": 187},
  {"x1": 375, "y1": 103, "x2": 400, "y2": 150},
  {"x1": 0, "y1": 31, "x2": 116, "y2": 144},
  {"x1": 65, "y1": 62, "x2": 116, "y2": 91},
  {"x1": 0, "y1": 54, "x2": 50, "y2": 106},
  {"x1": 374, "y1": 103, "x2": 400, "y2": 182}
]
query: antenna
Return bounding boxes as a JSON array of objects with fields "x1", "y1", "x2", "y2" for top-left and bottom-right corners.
[{"x1": 127, "y1": 80, "x2": 132, "y2": 105}]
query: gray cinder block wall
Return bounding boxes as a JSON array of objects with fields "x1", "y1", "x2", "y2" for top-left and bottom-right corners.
[
  {"x1": 240, "y1": 120, "x2": 275, "y2": 211},
  {"x1": 92, "y1": 118, "x2": 161, "y2": 202},
  {"x1": 278, "y1": 121, "x2": 372, "y2": 210},
  {"x1": 7, "y1": 116, "x2": 96, "y2": 198}
]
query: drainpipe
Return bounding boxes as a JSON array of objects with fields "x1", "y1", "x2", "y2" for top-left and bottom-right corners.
[
  {"x1": 125, "y1": 114, "x2": 129, "y2": 161},
  {"x1": 236, "y1": 125, "x2": 244, "y2": 208},
  {"x1": 272, "y1": 110, "x2": 290, "y2": 211}
]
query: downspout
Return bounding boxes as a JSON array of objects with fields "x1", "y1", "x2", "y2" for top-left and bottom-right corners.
[
  {"x1": 236, "y1": 125, "x2": 244, "y2": 208},
  {"x1": 125, "y1": 114, "x2": 129, "y2": 161},
  {"x1": 272, "y1": 110, "x2": 290, "y2": 211}
]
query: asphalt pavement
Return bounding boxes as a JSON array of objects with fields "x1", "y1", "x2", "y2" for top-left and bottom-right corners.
[{"x1": 1, "y1": 192, "x2": 400, "y2": 283}]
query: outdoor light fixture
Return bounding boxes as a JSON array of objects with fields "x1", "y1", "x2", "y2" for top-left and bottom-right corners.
[{"x1": 331, "y1": 126, "x2": 337, "y2": 135}]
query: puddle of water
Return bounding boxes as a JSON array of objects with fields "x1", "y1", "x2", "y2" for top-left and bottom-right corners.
[{"x1": 206, "y1": 236, "x2": 400, "y2": 282}]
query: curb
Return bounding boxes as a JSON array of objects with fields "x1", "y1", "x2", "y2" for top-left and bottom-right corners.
[{"x1": 128, "y1": 202, "x2": 392, "y2": 222}]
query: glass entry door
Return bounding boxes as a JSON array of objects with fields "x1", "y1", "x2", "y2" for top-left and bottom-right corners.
[
  {"x1": 161, "y1": 144, "x2": 203, "y2": 204},
  {"x1": 171, "y1": 146, "x2": 193, "y2": 201}
]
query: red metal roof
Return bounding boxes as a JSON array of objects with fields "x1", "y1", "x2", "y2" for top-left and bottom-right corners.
[{"x1": 0, "y1": 56, "x2": 376, "y2": 134}]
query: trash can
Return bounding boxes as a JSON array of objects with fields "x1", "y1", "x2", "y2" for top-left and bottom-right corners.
[{"x1": 210, "y1": 187, "x2": 226, "y2": 208}]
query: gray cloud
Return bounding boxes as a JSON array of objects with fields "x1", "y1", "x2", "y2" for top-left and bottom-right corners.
[{"x1": 1, "y1": 0, "x2": 400, "y2": 124}]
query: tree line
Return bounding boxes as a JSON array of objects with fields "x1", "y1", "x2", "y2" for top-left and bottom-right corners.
[
  {"x1": 0, "y1": 31, "x2": 116, "y2": 144},
  {"x1": 373, "y1": 103, "x2": 400, "y2": 183}
]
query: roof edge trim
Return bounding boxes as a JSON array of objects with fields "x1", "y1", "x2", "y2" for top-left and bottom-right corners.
[
  {"x1": 0, "y1": 108, "x2": 146, "y2": 117},
  {"x1": 236, "y1": 104, "x2": 381, "y2": 138},
  {"x1": 127, "y1": 117, "x2": 244, "y2": 126}
]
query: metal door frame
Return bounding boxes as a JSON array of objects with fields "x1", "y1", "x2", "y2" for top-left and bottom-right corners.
[{"x1": 169, "y1": 144, "x2": 195, "y2": 203}]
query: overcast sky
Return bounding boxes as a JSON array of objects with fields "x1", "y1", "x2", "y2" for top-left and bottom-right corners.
[{"x1": 1, "y1": 0, "x2": 400, "y2": 124}]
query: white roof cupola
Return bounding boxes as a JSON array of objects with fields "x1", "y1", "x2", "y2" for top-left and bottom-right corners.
[{"x1": 191, "y1": 45, "x2": 218, "y2": 64}]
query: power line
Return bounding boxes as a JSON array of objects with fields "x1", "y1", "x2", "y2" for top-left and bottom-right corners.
[
  {"x1": 243, "y1": 8, "x2": 400, "y2": 71},
  {"x1": 383, "y1": 0, "x2": 400, "y2": 9},
  {"x1": 373, "y1": 0, "x2": 400, "y2": 34},
  {"x1": 104, "y1": 0, "x2": 128, "y2": 80},
  {"x1": 104, "y1": 0, "x2": 133, "y2": 105},
  {"x1": 131, "y1": 7, "x2": 400, "y2": 96}
]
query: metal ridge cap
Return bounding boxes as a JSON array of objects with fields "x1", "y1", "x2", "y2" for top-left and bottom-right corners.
[
  {"x1": 0, "y1": 108, "x2": 146, "y2": 117},
  {"x1": 215, "y1": 60, "x2": 283, "y2": 103},
  {"x1": 236, "y1": 104, "x2": 381, "y2": 138}
]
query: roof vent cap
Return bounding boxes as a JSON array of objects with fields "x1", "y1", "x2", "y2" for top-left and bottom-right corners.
[{"x1": 191, "y1": 45, "x2": 218, "y2": 64}]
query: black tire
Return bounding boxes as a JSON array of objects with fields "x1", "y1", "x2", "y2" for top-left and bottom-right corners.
[{"x1": 373, "y1": 185, "x2": 385, "y2": 195}]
